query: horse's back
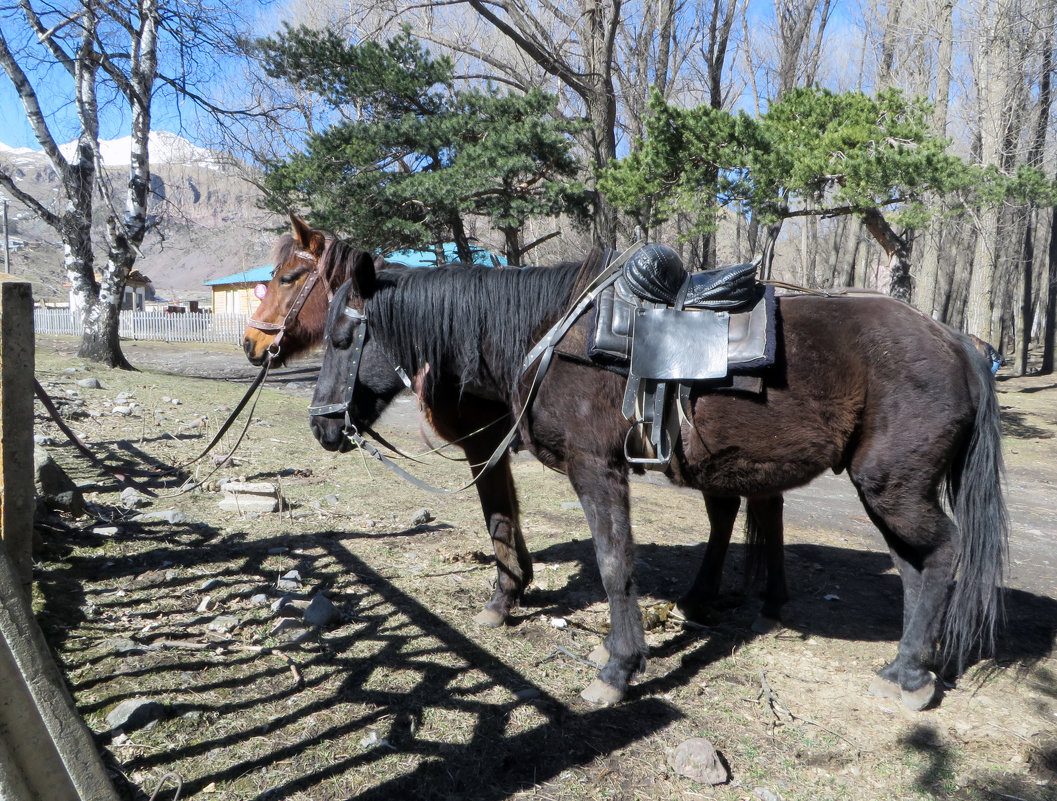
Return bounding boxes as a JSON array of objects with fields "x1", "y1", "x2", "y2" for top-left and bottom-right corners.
[{"x1": 676, "y1": 293, "x2": 980, "y2": 496}]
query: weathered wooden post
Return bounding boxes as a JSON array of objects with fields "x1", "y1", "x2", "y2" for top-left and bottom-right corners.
[
  {"x1": 0, "y1": 273, "x2": 120, "y2": 801},
  {"x1": 1, "y1": 274, "x2": 35, "y2": 593}
]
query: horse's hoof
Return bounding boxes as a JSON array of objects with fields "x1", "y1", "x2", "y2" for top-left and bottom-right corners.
[
  {"x1": 901, "y1": 672, "x2": 938, "y2": 711},
  {"x1": 588, "y1": 644, "x2": 610, "y2": 667},
  {"x1": 580, "y1": 678, "x2": 623, "y2": 706},
  {"x1": 750, "y1": 615, "x2": 781, "y2": 634},
  {"x1": 472, "y1": 608, "x2": 506, "y2": 628},
  {"x1": 867, "y1": 676, "x2": 902, "y2": 701}
]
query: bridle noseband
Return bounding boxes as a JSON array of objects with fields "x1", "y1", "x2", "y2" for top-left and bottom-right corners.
[{"x1": 246, "y1": 243, "x2": 335, "y2": 358}]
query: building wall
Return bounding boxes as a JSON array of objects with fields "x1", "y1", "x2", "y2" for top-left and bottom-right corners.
[{"x1": 211, "y1": 285, "x2": 262, "y2": 316}]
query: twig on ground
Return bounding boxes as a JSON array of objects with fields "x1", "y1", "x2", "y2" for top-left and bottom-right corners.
[{"x1": 754, "y1": 671, "x2": 866, "y2": 753}]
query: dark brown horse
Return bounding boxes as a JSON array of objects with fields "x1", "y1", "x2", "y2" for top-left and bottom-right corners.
[
  {"x1": 308, "y1": 230, "x2": 1007, "y2": 711},
  {"x1": 250, "y1": 220, "x2": 788, "y2": 633}
]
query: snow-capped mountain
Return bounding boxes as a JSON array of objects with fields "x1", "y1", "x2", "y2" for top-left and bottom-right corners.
[
  {"x1": 0, "y1": 132, "x2": 277, "y2": 302},
  {"x1": 61, "y1": 130, "x2": 225, "y2": 168}
]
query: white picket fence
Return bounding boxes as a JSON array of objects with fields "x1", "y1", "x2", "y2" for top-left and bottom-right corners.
[{"x1": 34, "y1": 309, "x2": 249, "y2": 344}]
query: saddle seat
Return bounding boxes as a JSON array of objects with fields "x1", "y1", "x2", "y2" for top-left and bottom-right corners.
[
  {"x1": 623, "y1": 243, "x2": 759, "y2": 310},
  {"x1": 585, "y1": 243, "x2": 777, "y2": 469}
]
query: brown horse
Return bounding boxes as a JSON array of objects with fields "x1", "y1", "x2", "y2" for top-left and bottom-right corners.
[
  {"x1": 242, "y1": 215, "x2": 382, "y2": 368},
  {"x1": 308, "y1": 228, "x2": 1007, "y2": 711}
]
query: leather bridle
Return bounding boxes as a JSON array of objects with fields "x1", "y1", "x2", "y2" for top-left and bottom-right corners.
[
  {"x1": 246, "y1": 240, "x2": 336, "y2": 359},
  {"x1": 306, "y1": 303, "x2": 370, "y2": 425}
]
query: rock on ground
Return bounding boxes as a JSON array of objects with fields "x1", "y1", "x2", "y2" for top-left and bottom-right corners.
[{"x1": 668, "y1": 738, "x2": 729, "y2": 785}]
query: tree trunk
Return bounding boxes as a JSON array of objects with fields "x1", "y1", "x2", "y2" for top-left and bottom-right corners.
[
  {"x1": 1041, "y1": 203, "x2": 1057, "y2": 374},
  {"x1": 78, "y1": 297, "x2": 131, "y2": 368},
  {"x1": 862, "y1": 209, "x2": 912, "y2": 301}
]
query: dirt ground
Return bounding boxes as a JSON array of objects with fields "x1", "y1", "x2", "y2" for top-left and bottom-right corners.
[{"x1": 29, "y1": 334, "x2": 1057, "y2": 801}]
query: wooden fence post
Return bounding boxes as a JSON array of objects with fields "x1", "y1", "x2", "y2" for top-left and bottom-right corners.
[
  {"x1": 1, "y1": 274, "x2": 34, "y2": 592},
  {"x1": 0, "y1": 273, "x2": 120, "y2": 801}
]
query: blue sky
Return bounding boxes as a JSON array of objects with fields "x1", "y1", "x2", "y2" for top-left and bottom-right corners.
[{"x1": 0, "y1": 2, "x2": 285, "y2": 152}]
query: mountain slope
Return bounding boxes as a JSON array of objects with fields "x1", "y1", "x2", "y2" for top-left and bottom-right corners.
[{"x1": 0, "y1": 133, "x2": 280, "y2": 304}]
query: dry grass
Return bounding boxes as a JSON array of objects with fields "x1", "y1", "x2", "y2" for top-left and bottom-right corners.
[{"x1": 31, "y1": 336, "x2": 1057, "y2": 801}]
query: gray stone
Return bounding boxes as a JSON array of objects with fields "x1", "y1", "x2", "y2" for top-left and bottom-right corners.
[
  {"x1": 33, "y1": 434, "x2": 55, "y2": 446},
  {"x1": 303, "y1": 594, "x2": 340, "y2": 628},
  {"x1": 34, "y1": 445, "x2": 86, "y2": 516},
  {"x1": 207, "y1": 615, "x2": 240, "y2": 633},
  {"x1": 91, "y1": 526, "x2": 121, "y2": 537},
  {"x1": 269, "y1": 618, "x2": 306, "y2": 638},
  {"x1": 753, "y1": 789, "x2": 783, "y2": 801},
  {"x1": 218, "y1": 492, "x2": 279, "y2": 514},
  {"x1": 111, "y1": 406, "x2": 133, "y2": 416},
  {"x1": 669, "y1": 738, "x2": 729, "y2": 785},
  {"x1": 105, "y1": 698, "x2": 166, "y2": 732},
  {"x1": 132, "y1": 509, "x2": 187, "y2": 524},
  {"x1": 76, "y1": 378, "x2": 102, "y2": 389},
  {"x1": 199, "y1": 578, "x2": 222, "y2": 592},
  {"x1": 250, "y1": 593, "x2": 269, "y2": 606},
  {"x1": 120, "y1": 487, "x2": 148, "y2": 509},
  {"x1": 271, "y1": 595, "x2": 293, "y2": 613},
  {"x1": 196, "y1": 596, "x2": 217, "y2": 613},
  {"x1": 410, "y1": 508, "x2": 434, "y2": 526},
  {"x1": 107, "y1": 638, "x2": 147, "y2": 655},
  {"x1": 324, "y1": 494, "x2": 340, "y2": 507}
]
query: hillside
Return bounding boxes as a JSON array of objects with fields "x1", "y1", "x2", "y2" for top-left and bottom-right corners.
[{"x1": 0, "y1": 133, "x2": 281, "y2": 304}]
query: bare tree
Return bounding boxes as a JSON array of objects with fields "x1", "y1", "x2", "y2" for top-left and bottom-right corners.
[{"x1": 0, "y1": 0, "x2": 255, "y2": 367}]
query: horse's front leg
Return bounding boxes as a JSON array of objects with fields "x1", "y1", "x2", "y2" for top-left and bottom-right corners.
[
  {"x1": 467, "y1": 448, "x2": 531, "y2": 628},
  {"x1": 567, "y1": 455, "x2": 647, "y2": 706}
]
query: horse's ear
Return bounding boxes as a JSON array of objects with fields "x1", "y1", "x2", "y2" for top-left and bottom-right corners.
[
  {"x1": 289, "y1": 213, "x2": 316, "y2": 249},
  {"x1": 290, "y1": 213, "x2": 327, "y2": 256},
  {"x1": 354, "y1": 251, "x2": 378, "y2": 298}
]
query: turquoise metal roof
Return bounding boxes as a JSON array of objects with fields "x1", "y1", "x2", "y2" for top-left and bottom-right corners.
[
  {"x1": 387, "y1": 243, "x2": 506, "y2": 268},
  {"x1": 203, "y1": 265, "x2": 274, "y2": 286}
]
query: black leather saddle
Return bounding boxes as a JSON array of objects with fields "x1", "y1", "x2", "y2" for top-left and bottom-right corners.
[{"x1": 586, "y1": 243, "x2": 776, "y2": 468}]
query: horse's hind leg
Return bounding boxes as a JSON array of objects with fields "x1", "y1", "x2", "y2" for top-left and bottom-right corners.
[
  {"x1": 852, "y1": 476, "x2": 955, "y2": 710},
  {"x1": 468, "y1": 449, "x2": 532, "y2": 628},
  {"x1": 677, "y1": 495, "x2": 740, "y2": 623},
  {"x1": 746, "y1": 495, "x2": 789, "y2": 632},
  {"x1": 567, "y1": 455, "x2": 646, "y2": 706},
  {"x1": 679, "y1": 495, "x2": 789, "y2": 633}
]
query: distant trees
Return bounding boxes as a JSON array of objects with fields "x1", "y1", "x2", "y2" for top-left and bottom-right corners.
[
  {"x1": 255, "y1": 27, "x2": 590, "y2": 265},
  {"x1": 601, "y1": 87, "x2": 1014, "y2": 297},
  {"x1": 259, "y1": 0, "x2": 1057, "y2": 372}
]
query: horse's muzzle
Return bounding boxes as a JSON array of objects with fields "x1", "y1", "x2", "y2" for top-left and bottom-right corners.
[{"x1": 310, "y1": 416, "x2": 353, "y2": 452}]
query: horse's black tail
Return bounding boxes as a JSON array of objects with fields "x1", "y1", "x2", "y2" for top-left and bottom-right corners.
[{"x1": 944, "y1": 338, "x2": 1009, "y2": 671}]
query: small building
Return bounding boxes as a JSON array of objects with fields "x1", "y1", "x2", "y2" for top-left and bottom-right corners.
[
  {"x1": 67, "y1": 270, "x2": 152, "y2": 315},
  {"x1": 203, "y1": 265, "x2": 273, "y2": 316},
  {"x1": 387, "y1": 243, "x2": 506, "y2": 268}
]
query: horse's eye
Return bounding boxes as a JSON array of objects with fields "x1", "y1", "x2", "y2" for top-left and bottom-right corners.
[{"x1": 279, "y1": 268, "x2": 306, "y2": 286}]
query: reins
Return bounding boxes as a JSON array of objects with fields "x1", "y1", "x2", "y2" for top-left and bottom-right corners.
[
  {"x1": 314, "y1": 244, "x2": 644, "y2": 494},
  {"x1": 36, "y1": 240, "x2": 335, "y2": 496}
]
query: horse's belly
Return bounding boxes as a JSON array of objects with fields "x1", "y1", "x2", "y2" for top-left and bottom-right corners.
[{"x1": 676, "y1": 398, "x2": 851, "y2": 496}]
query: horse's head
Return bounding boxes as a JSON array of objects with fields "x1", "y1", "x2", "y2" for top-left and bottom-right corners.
[
  {"x1": 309, "y1": 266, "x2": 408, "y2": 452},
  {"x1": 243, "y1": 214, "x2": 376, "y2": 367}
]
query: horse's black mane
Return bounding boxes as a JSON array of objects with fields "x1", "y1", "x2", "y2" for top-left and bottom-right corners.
[{"x1": 366, "y1": 261, "x2": 588, "y2": 399}]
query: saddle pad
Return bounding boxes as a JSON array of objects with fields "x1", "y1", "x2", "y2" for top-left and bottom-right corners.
[{"x1": 630, "y1": 308, "x2": 729, "y2": 381}]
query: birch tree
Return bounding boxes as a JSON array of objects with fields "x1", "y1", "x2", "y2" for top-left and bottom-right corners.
[{"x1": 0, "y1": 0, "x2": 251, "y2": 367}]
